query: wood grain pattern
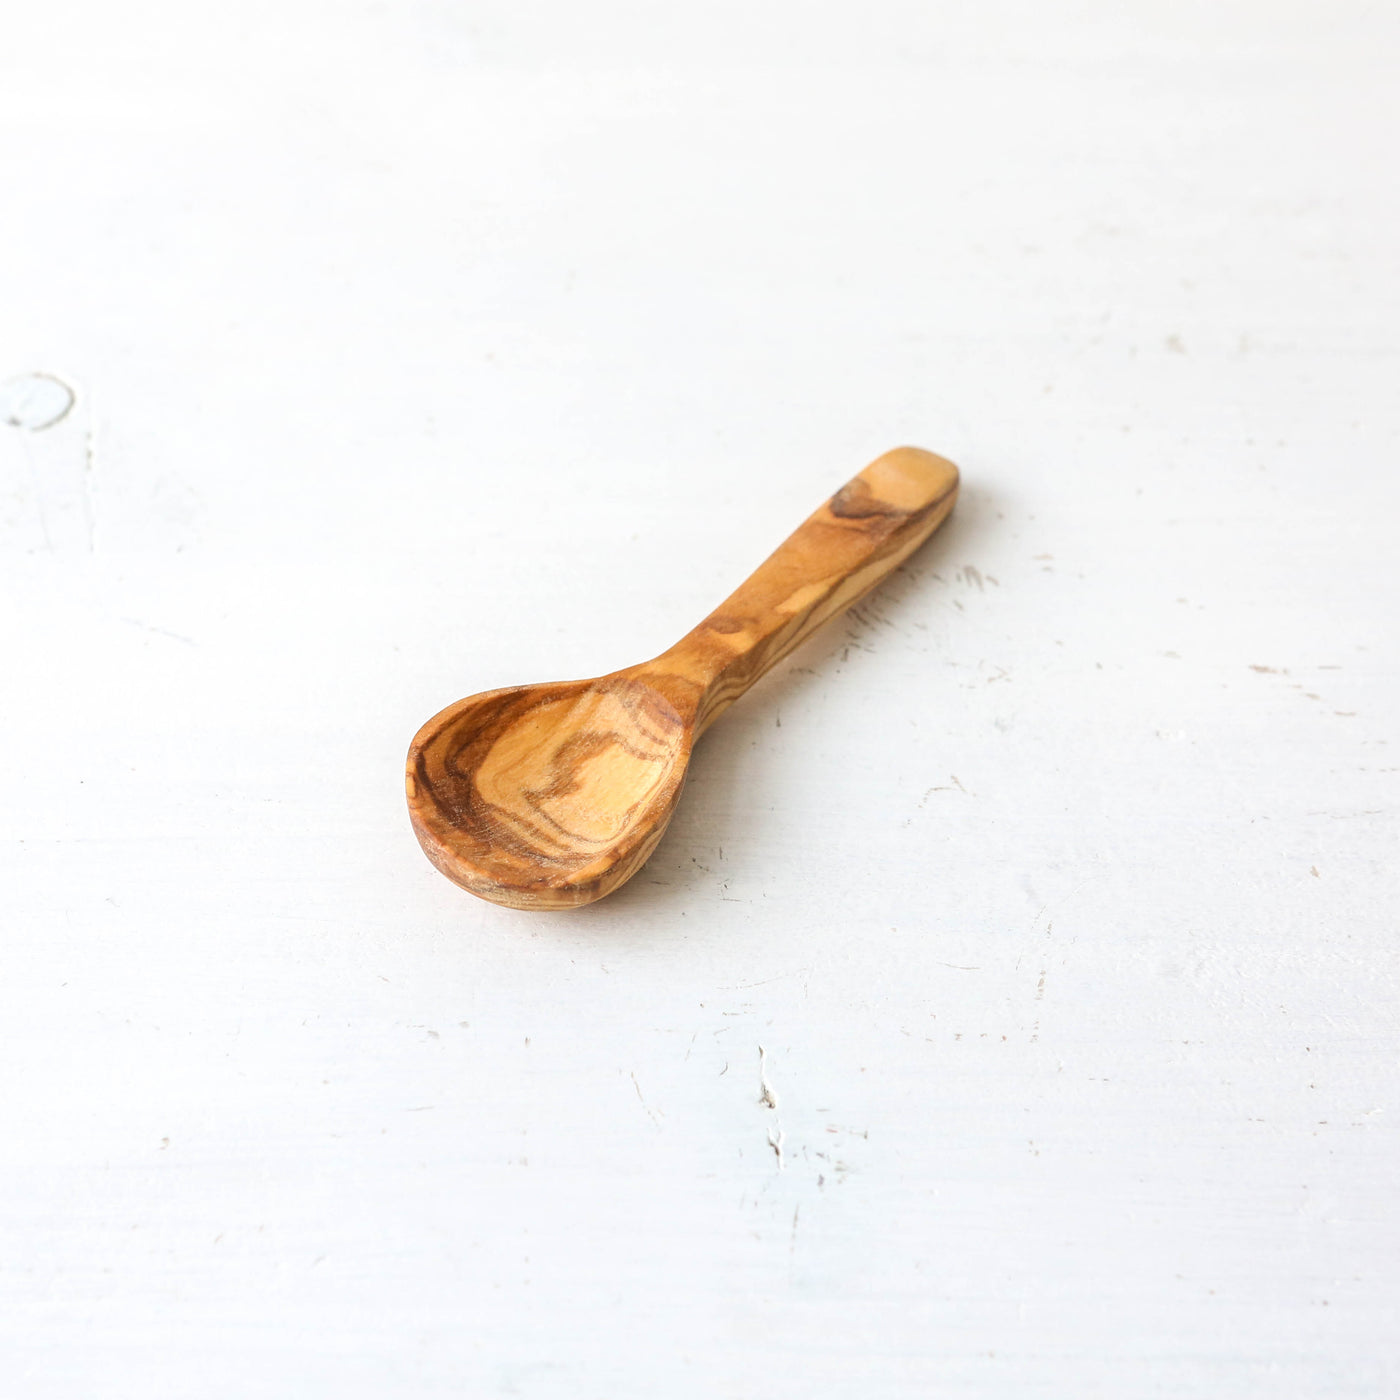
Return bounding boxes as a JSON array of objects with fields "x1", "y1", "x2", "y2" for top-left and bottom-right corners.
[{"x1": 406, "y1": 447, "x2": 959, "y2": 908}]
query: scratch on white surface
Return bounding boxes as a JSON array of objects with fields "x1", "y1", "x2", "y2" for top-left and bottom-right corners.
[
  {"x1": 920, "y1": 774, "x2": 973, "y2": 805},
  {"x1": 758, "y1": 1045, "x2": 783, "y2": 1169},
  {"x1": 757, "y1": 1045, "x2": 777, "y2": 1110},
  {"x1": 631, "y1": 1071, "x2": 662, "y2": 1127},
  {"x1": 119, "y1": 617, "x2": 198, "y2": 646},
  {"x1": 1017, "y1": 875, "x2": 1102, "y2": 973},
  {"x1": 718, "y1": 969, "x2": 810, "y2": 991},
  {"x1": 767, "y1": 1124, "x2": 785, "y2": 1169}
]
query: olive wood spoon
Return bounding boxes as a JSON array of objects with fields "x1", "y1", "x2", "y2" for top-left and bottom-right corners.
[{"x1": 407, "y1": 446, "x2": 959, "y2": 909}]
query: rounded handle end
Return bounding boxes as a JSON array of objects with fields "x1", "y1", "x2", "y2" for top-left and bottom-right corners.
[{"x1": 853, "y1": 446, "x2": 960, "y2": 514}]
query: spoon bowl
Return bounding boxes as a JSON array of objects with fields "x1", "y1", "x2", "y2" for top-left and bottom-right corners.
[
  {"x1": 407, "y1": 674, "x2": 694, "y2": 908},
  {"x1": 407, "y1": 447, "x2": 959, "y2": 909}
]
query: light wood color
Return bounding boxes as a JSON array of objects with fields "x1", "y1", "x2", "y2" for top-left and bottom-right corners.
[{"x1": 406, "y1": 447, "x2": 959, "y2": 909}]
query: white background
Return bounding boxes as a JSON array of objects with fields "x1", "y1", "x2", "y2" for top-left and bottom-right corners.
[{"x1": 2, "y1": 2, "x2": 1397, "y2": 1395}]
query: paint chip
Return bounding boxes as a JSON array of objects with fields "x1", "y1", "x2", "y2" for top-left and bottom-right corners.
[{"x1": 0, "y1": 372, "x2": 75, "y2": 431}]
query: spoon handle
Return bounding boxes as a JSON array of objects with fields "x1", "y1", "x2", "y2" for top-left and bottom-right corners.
[{"x1": 639, "y1": 446, "x2": 959, "y2": 734}]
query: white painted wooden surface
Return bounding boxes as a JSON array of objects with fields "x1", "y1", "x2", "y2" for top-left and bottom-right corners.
[{"x1": 2, "y1": 3, "x2": 1397, "y2": 1395}]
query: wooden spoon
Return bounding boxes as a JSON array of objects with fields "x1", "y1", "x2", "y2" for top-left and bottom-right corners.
[{"x1": 406, "y1": 446, "x2": 959, "y2": 909}]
